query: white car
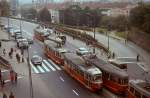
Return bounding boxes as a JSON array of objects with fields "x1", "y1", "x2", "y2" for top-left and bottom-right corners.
[
  {"x1": 31, "y1": 55, "x2": 43, "y2": 65},
  {"x1": 17, "y1": 38, "x2": 29, "y2": 48},
  {"x1": 76, "y1": 47, "x2": 91, "y2": 56}
]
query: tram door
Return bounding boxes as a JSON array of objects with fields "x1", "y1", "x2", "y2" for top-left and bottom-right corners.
[{"x1": 84, "y1": 73, "x2": 91, "y2": 87}]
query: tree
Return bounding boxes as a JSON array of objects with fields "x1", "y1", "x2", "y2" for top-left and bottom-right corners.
[
  {"x1": 0, "y1": 0, "x2": 10, "y2": 16},
  {"x1": 129, "y1": 4, "x2": 150, "y2": 34},
  {"x1": 37, "y1": 7, "x2": 51, "y2": 22}
]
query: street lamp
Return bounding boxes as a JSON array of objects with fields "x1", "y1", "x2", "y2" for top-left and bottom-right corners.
[
  {"x1": 27, "y1": 46, "x2": 34, "y2": 98},
  {"x1": 19, "y1": 14, "x2": 23, "y2": 37},
  {"x1": 86, "y1": 13, "x2": 96, "y2": 53}
]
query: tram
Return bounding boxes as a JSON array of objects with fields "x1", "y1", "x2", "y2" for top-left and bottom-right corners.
[
  {"x1": 83, "y1": 54, "x2": 128, "y2": 94},
  {"x1": 128, "y1": 80, "x2": 150, "y2": 98},
  {"x1": 34, "y1": 28, "x2": 51, "y2": 42},
  {"x1": 44, "y1": 37, "x2": 66, "y2": 65},
  {"x1": 109, "y1": 57, "x2": 137, "y2": 70},
  {"x1": 63, "y1": 53, "x2": 103, "y2": 91}
]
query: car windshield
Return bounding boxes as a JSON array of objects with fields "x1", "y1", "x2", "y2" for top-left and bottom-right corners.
[
  {"x1": 32, "y1": 56, "x2": 41, "y2": 61},
  {"x1": 79, "y1": 48, "x2": 88, "y2": 51}
]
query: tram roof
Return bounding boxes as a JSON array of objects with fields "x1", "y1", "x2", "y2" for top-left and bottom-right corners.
[
  {"x1": 109, "y1": 57, "x2": 138, "y2": 65},
  {"x1": 35, "y1": 28, "x2": 47, "y2": 33},
  {"x1": 129, "y1": 80, "x2": 150, "y2": 97},
  {"x1": 64, "y1": 53, "x2": 102, "y2": 75},
  {"x1": 44, "y1": 40, "x2": 68, "y2": 53},
  {"x1": 83, "y1": 55, "x2": 128, "y2": 78}
]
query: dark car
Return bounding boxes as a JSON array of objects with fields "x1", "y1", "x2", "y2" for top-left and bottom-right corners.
[{"x1": 31, "y1": 55, "x2": 43, "y2": 65}]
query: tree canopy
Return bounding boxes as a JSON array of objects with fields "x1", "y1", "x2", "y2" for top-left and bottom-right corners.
[
  {"x1": 37, "y1": 7, "x2": 51, "y2": 22},
  {"x1": 0, "y1": 0, "x2": 10, "y2": 16},
  {"x1": 129, "y1": 4, "x2": 150, "y2": 34}
]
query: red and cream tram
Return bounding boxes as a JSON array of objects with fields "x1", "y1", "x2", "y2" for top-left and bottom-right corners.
[
  {"x1": 63, "y1": 53, "x2": 103, "y2": 91},
  {"x1": 128, "y1": 80, "x2": 150, "y2": 98},
  {"x1": 34, "y1": 28, "x2": 50, "y2": 42},
  {"x1": 83, "y1": 54, "x2": 128, "y2": 94},
  {"x1": 44, "y1": 38, "x2": 66, "y2": 65}
]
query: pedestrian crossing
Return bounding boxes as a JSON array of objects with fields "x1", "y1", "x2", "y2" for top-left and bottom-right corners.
[{"x1": 30, "y1": 59, "x2": 62, "y2": 74}]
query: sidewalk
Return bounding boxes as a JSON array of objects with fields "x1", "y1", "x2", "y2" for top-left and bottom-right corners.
[{"x1": 0, "y1": 29, "x2": 29, "y2": 97}]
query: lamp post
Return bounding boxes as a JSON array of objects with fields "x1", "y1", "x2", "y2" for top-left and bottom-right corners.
[
  {"x1": 19, "y1": 14, "x2": 23, "y2": 37},
  {"x1": 27, "y1": 46, "x2": 34, "y2": 98},
  {"x1": 86, "y1": 13, "x2": 96, "y2": 53}
]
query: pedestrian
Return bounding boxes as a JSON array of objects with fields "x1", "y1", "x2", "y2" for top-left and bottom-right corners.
[
  {"x1": 10, "y1": 48, "x2": 13, "y2": 53},
  {"x1": 3, "y1": 49, "x2": 6, "y2": 56},
  {"x1": 1, "y1": 79, "x2": 5, "y2": 88},
  {"x1": 0, "y1": 41, "x2": 2, "y2": 48},
  {"x1": 9, "y1": 92, "x2": 14, "y2": 98},
  {"x1": 9, "y1": 52, "x2": 12, "y2": 59},
  {"x1": 22, "y1": 57, "x2": 24, "y2": 63},
  {"x1": 16, "y1": 53, "x2": 20, "y2": 63},
  {"x1": 112, "y1": 52, "x2": 115, "y2": 58},
  {"x1": 3, "y1": 93, "x2": 7, "y2": 98},
  {"x1": 0, "y1": 69, "x2": 2, "y2": 81},
  {"x1": 14, "y1": 73, "x2": 17, "y2": 83},
  {"x1": 21, "y1": 48, "x2": 24, "y2": 55},
  {"x1": 10, "y1": 71, "x2": 14, "y2": 84},
  {"x1": 137, "y1": 54, "x2": 140, "y2": 62}
]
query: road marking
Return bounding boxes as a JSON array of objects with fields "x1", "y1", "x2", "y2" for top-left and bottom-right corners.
[
  {"x1": 59, "y1": 76, "x2": 64, "y2": 82},
  {"x1": 72, "y1": 89, "x2": 79, "y2": 96},
  {"x1": 43, "y1": 60, "x2": 56, "y2": 71},
  {"x1": 5, "y1": 76, "x2": 23, "y2": 83},
  {"x1": 48, "y1": 59, "x2": 61, "y2": 70},
  {"x1": 1, "y1": 69, "x2": 9, "y2": 73},
  {"x1": 37, "y1": 66, "x2": 45, "y2": 73},
  {"x1": 30, "y1": 62, "x2": 39, "y2": 73},
  {"x1": 42, "y1": 63, "x2": 50, "y2": 72}
]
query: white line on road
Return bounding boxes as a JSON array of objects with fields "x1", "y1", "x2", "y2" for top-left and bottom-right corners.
[
  {"x1": 48, "y1": 59, "x2": 61, "y2": 70},
  {"x1": 30, "y1": 62, "x2": 40, "y2": 73},
  {"x1": 1, "y1": 69, "x2": 9, "y2": 73},
  {"x1": 5, "y1": 76, "x2": 23, "y2": 83},
  {"x1": 72, "y1": 89, "x2": 79, "y2": 96},
  {"x1": 42, "y1": 63, "x2": 50, "y2": 72},
  {"x1": 59, "y1": 76, "x2": 64, "y2": 82},
  {"x1": 43, "y1": 60, "x2": 56, "y2": 71},
  {"x1": 37, "y1": 66, "x2": 45, "y2": 73}
]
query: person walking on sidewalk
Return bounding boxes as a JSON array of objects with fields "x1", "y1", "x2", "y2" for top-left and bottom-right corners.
[
  {"x1": 14, "y1": 72, "x2": 17, "y2": 83},
  {"x1": 9, "y1": 92, "x2": 15, "y2": 98},
  {"x1": 0, "y1": 41, "x2": 2, "y2": 48},
  {"x1": 1, "y1": 79, "x2": 5, "y2": 88},
  {"x1": 3, "y1": 49, "x2": 6, "y2": 56},
  {"x1": 0, "y1": 69, "x2": 2, "y2": 81},
  {"x1": 3, "y1": 93, "x2": 7, "y2": 98},
  {"x1": 137, "y1": 54, "x2": 140, "y2": 62}
]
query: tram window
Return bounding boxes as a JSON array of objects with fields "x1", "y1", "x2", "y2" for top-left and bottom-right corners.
[
  {"x1": 135, "y1": 90, "x2": 141, "y2": 98},
  {"x1": 142, "y1": 95, "x2": 148, "y2": 98},
  {"x1": 124, "y1": 79, "x2": 128, "y2": 84},
  {"x1": 93, "y1": 74, "x2": 102, "y2": 82},
  {"x1": 129, "y1": 86, "x2": 134, "y2": 93}
]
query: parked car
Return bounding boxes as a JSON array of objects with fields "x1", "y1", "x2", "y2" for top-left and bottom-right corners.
[
  {"x1": 27, "y1": 38, "x2": 34, "y2": 44},
  {"x1": 17, "y1": 38, "x2": 29, "y2": 49},
  {"x1": 76, "y1": 47, "x2": 91, "y2": 56},
  {"x1": 31, "y1": 55, "x2": 43, "y2": 65}
]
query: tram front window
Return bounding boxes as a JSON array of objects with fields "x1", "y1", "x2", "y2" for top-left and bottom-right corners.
[{"x1": 93, "y1": 74, "x2": 102, "y2": 82}]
